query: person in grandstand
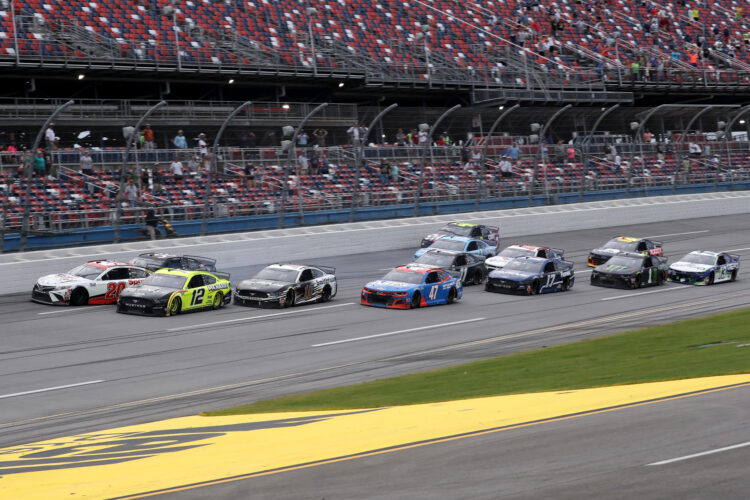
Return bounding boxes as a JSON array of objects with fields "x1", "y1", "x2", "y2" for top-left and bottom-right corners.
[
  {"x1": 297, "y1": 130, "x2": 309, "y2": 148},
  {"x1": 79, "y1": 150, "x2": 94, "y2": 177},
  {"x1": 144, "y1": 208, "x2": 159, "y2": 240},
  {"x1": 197, "y1": 132, "x2": 208, "y2": 156},
  {"x1": 124, "y1": 179, "x2": 138, "y2": 207},
  {"x1": 141, "y1": 124, "x2": 155, "y2": 149},
  {"x1": 33, "y1": 150, "x2": 46, "y2": 178},
  {"x1": 347, "y1": 121, "x2": 362, "y2": 145},
  {"x1": 244, "y1": 163, "x2": 255, "y2": 188},
  {"x1": 170, "y1": 156, "x2": 184, "y2": 182},
  {"x1": 173, "y1": 129, "x2": 188, "y2": 149},
  {"x1": 312, "y1": 128, "x2": 328, "y2": 147},
  {"x1": 44, "y1": 123, "x2": 56, "y2": 154}
]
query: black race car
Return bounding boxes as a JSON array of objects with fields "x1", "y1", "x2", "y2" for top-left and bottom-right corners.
[
  {"x1": 420, "y1": 222, "x2": 499, "y2": 248},
  {"x1": 587, "y1": 237, "x2": 663, "y2": 267},
  {"x1": 410, "y1": 249, "x2": 487, "y2": 285},
  {"x1": 234, "y1": 264, "x2": 337, "y2": 308},
  {"x1": 590, "y1": 252, "x2": 669, "y2": 289},
  {"x1": 129, "y1": 253, "x2": 217, "y2": 272}
]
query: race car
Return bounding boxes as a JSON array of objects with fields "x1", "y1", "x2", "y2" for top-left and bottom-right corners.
[
  {"x1": 234, "y1": 264, "x2": 337, "y2": 308},
  {"x1": 410, "y1": 249, "x2": 487, "y2": 285},
  {"x1": 590, "y1": 252, "x2": 669, "y2": 289},
  {"x1": 420, "y1": 222, "x2": 499, "y2": 248},
  {"x1": 587, "y1": 237, "x2": 663, "y2": 267},
  {"x1": 116, "y1": 268, "x2": 231, "y2": 316},
  {"x1": 668, "y1": 251, "x2": 740, "y2": 285},
  {"x1": 31, "y1": 260, "x2": 151, "y2": 306},
  {"x1": 485, "y1": 256, "x2": 574, "y2": 295},
  {"x1": 414, "y1": 236, "x2": 498, "y2": 260},
  {"x1": 129, "y1": 253, "x2": 216, "y2": 272},
  {"x1": 485, "y1": 244, "x2": 564, "y2": 271},
  {"x1": 361, "y1": 266, "x2": 462, "y2": 309}
]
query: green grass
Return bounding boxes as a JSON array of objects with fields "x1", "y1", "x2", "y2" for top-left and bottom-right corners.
[{"x1": 204, "y1": 307, "x2": 750, "y2": 416}]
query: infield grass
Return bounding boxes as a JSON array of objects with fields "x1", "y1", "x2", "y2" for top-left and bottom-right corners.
[{"x1": 205, "y1": 307, "x2": 750, "y2": 416}]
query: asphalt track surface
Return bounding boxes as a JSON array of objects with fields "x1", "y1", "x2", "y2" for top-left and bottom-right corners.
[{"x1": 2, "y1": 213, "x2": 750, "y2": 498}]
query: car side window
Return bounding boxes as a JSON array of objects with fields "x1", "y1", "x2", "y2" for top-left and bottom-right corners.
[
  {"x1": 470, "y1": 227, "x2": 481, "y2": 237},
  {"x1": 425, "y1": 272, "x2": 439, "y2": 284},
  {"x1": 299, "y1": 269, "x2": 313, "y2": 282},
  {"x1": 717, "y1": 255, "x2": 726, "y2": 265},
  {"x1": 167, "y1": 258, "x2": 182, "y2": 269},
  {"x1": 543, "y1": 262, "x2": 555, "y2": 273},
  {"x1": 102, "y1": 268, "x2": 129, "y2": 280},
  {"x1": 311, "y1": 268, "x2": 324, "y2": 279},
  {"x1": 538, "y1": 249, "x2": 547, "y2": 258},
  {"x1": 203, "y1": 274, "x2": 216, "y2": 285},
  {"x1": 467, "y1": 241, "x2": 478, "y2": 251},
  {"x1": 437, "y1": 271, "x2": 450, "y2": 281},
  {"x1": 455, "y1": 255, "x2": 467, "y2": 267},
  {"x1": 187, "y1": 275, "x2": 203, "y2": 288},
  {"x1": 637, "y1": 242, "x2": 648, "y2": 252},
  {"x1": 129, "y1": 268, "x2": 149, "y2": 279}
]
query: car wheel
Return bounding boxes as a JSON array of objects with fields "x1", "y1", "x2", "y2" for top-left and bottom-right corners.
[
  {"x1": 70, "y1": 288, "x2": 88, "y2": 306},
  {"x1": 562, "y1": 277, "x2": 570, "y2": 291},
  {"x1": 708, "y1": 272, "x2": 715, "y2": 285},
  {"x1": 319, "y1": 286, "x2": 331, "y2": 303},
  {"x1": 529, "y1": 279, "x2": 540, "y2": 295},
  {"x1": 447, "y1": 288, "x2": 457, "y2": 304},
  {"x1": 633, "y1": 273, "x2": 641, "y2": 289},
  {"x1": 472, "y1": 270, "x2": 483, "y2": 286},
  {"x1": 169, "y1": 297, "x2": 182, "y2": 316},
  {"x1": 284, "y1": 289, "x2": 295, "y2": 308},
  {"x1": 731, "y1": 269, "x2": 738, "y2": 282},
  {"x1": 410, "y1": 291, "x2": 421, "y2": 309},
  {"x1": 212, "y1": 292, "x2": 223, "y2": 310}
]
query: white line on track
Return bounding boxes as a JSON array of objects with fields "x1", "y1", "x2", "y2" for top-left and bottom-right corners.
[
  {"x1": 312, "y1": 317, "x2": 486, "y2": 347},
  {"x1": 647, "y1": 441, "x2": 750, "y2": 466},
  {"x1": 166, "y1": 302, "x2": 354, "y2": 332},
  {"x1": 600, "y1": 287, "x2": 691, "y2": 301},
  {"x1": 38, "y1": 308, "x2": 84, "y2": 315},
  {"x1": 643, "y1": 230, "x2": 710, "y2": 239},
  {"x1": 724, "y1": 247, "x2": 750, "y2": 253},
  {"x1": 0, "y1": 380, "x2": 104, "y2": 399}
]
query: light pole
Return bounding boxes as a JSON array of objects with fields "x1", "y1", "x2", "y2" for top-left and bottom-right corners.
[
  {"x1": 306, "y1": 6, "x2": 318, "y2": 77},
  {"x1": 279, "y1": 102, "x2": 328, "y2": 228},
  {"x1": 200, "y1": 101, "x2": 253, "y2": 236},
  {"x1": 580, "y1": 104, "x2": 620, "y2": 201},
  {"x1": 475, "y1": 104, "x2": 520, "y2": 212},
  {"x1": 414, "y1": 104, "x2": 461, "y2": 216},
  {"x1": 10, "y1": 0, "x2": 19, "y2": 66},
  {"x1": 113, "y1": 100, "x2": 167, "y2": 243},
  {"x1": 19, "y1": 100, "x2": 74, "y2": 252},
  {"x1": 528, "y1": 104, "x2": 571, "y2": 207},
  {"x1": 351, "y1": 103, "x2": 398, "y2": 222}
]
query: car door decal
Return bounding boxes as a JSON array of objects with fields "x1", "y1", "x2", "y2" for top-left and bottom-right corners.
[
  {"x1": 545, "y1": 274, "x2": 556, "y2": 289},
  {"x1": 304, "y1": 283, "x2": 314, "y2": 300},
  {"x1": 428, "y1": 285, "x2": 439, "y2": 300},
  {"x1": 190, "y1": 288, "x2": 205, "y2": 306}
]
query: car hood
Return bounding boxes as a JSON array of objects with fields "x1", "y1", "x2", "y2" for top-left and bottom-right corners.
[
  {"x1": 421, "y1": 232, "x2": 445, "y2": 243},
  {"x1": 237, "y1": 279, "x2": 290, "y2": 292},
  {"x1": 365, "y1": 280, "x2": 416, "y2": 291},
  {"x1": 591, "y1": 247, "x2": 626, "y2": 256},
  {"x1": 488, "y1": 269, "x2": 537, "y2": 281},
  {"x1": 485, "y1": 255, "x2": 513, "y2": 268},
  {"x1": 670, "y1": 262, "x2": 713, "y2": 273},
  {"x1": 120, "y1": 285, "x2": 176, "y2": 298},
  {"x1": 36, "y1": 273, "x2": 89, "y2": 287},
  {"x1": 594, "y1": 264, "x2": 639, "y2": 275}
]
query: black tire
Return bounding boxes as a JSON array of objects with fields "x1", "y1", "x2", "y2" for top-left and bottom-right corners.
[
  {"x1": 708, "y1": 272, "x2": 715, "y2": 285},
  {"x1": 212, "y1": 292, "x2": 223, "y2": 310},
  {"x1": 284, "y1": 289, "x2": 295, "y2": 308},
  {"x1": 319, "y1": 286, "x2": 331, "y2": 303},
  {"x1": 410, "y1": 291, "x2": 421, "y2": 309},
  {"x1": 447, "y1": 288, "x2": 457, "y2": 304},
  {"x1": 633, "y1": 273, "x2": 642, "y2": 289},
  {"x1": 731, "y1": 269, "x2": 738, "y2": 282},
  {"x1": 529, "y1": 279, "x2": 540, "y2": 295},
  {"x1": 70, "y1": 288, "x2": 88, "y2": 306},
  {"x1": 472, "y1": 269, "x2": 483, "y2": 286},
  {"x1": 561, "y1": 277, "x2": 570, "y2": 292},
  {"x1": 169, "y1": 297, "x2": 181, "y2": 316}
]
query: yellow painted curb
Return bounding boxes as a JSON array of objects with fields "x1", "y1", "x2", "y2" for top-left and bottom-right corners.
[{"x1": 2, "y1": 374, "x2": 749, "y2": 499}]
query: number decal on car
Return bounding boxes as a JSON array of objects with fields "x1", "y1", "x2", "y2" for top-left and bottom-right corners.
[
  {"x1": 105, "y1": 282, "x2": 127, "y2": 300},
  {"x1": 429, "y1": 285, "x2": 439, "y2": 300},
  {"x1": 304, "y1": 283, "x2": 314, "y2": 300},
  {"x1": 191, "y1": 289, "x2": 205, "y2": 306},
  {"x1": 545, "y1": 274, "x2": 556, "y2": 288}
]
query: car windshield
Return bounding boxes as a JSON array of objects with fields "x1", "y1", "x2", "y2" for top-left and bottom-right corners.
[
  {"x1": 601, "y1": 239, "x2": 638, "y2": 251},
  {"x1": 430, "y1": 239, "x2": 466, "y2": 251},
  {"x1": 680, "y1": 253, "x2": 716, "y2": 265},
  {"x1": 140, "y1": 273, "x2": 187, "y2": 289},
  {"x1": 254, "y1": 267, "x2": 299, "y2": 282},
  {"x1": 442, "y1": 224, "x2": 473, "y2": 237},
  {"x1": 503, "y1": 260, "x2": 543, "y2": 273},
  {"x1": 605, "y1": 255, "x2": 643, "y2": 267},
  {"x1": 381, "y1": 270, "x2": 425, "y2": 284},
  {"x1": 67, "y1": 264, "x2": 103, "y2": 279},
  {"x1": 415, "y1": 252, "x2": 454, "y2": 267},
  {"x1": 499, "y1": 247, "x2": 535, "y2": 258}
]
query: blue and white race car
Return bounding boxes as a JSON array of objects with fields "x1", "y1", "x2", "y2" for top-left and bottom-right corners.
[
  {"x1": 361, "y1": 265, "x2": 462, "y2": 309},
  {"x1": 485, "y1": 256, "x2": 574, "y2": 295},
  {"x1": 414, "y1": 235, "x2": 498, "y2": 260},
  {"x1": 668, "y1": 251, "x2": 740, "y2": 285}
]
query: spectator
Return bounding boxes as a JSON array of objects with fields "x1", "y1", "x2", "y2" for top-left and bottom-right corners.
[
  {"x1": 566, "y1": 145, "x2": 576, "y2": 161},
  {"x1": 460, "y1": 145, "x2": 470, "y2": 165},
  {"x1": 244, "y1": 163, "x2": 255, "y2": 189},
  {"x1": 643, "y1": 130, "x2": 653, "y2": 142},
  {"x1": 390, "y1": 162, "x2": 399, "y2": 183},
  {"x1": 197, "y1": 133, "x2": 208, "y2": 156},
  {"x1": 470, "y1": 148, "x2": 482, "y2": 169},
  {"x1": 79, "y1": 150, "x2": 95, "y2": 176},
  {"x1": 124, "y1": 179, "x2": 138, "y2": 207},
  {"x1": 144, "y1": 208, "x2": 159, "y2": 240},
  {"x1": 347, "y1": 121, "x2": 362, "y2": 145},
  {"x1": 246, "y1": 131, "x2": 257, "y2": 149},
  {"x1": 418, "y1": 128, "x2": 429, "y2": 147},
  {"x1": 297, "y1": 130, "x2": 309, "y2": 148},
  {"x1": 507, "y1": 143, "x2": 521, "y2": 163},
  {"x1": 152, "y1": 168, "x2": 164, "y2": 193},
  {"x1": 20, "y1": 150, "x2": 32, "y2": 178},
  {"x1": 140, "y1": 167, "x2": 150, "y2": 190},
  {"x1": 296, "y1": 151, "x2": 308, "y2": 176},
  {"x1": 313, "y1": 128, "x2": 328, "y2": 147},
  {"x1": 142, "y1": 124, "x2": 155, "y2": 150},
  {"x1": 499, "y1": 156, "x2": 514, "y2": 177},
  {"x1": 689, "y1": 142, "x2": 702, "y2": 157},
  {"x1": 44, "y1": 124, "x2": 56, "y2": 153},
  {"x1": 33, "y1": 150, "x2": 46, "y2": 177},
  {"x1": 439, "y1": 131, "x2": 452, "y2": 146},
  {"x1": 395, "y1": 128, "x2": 407, "y2": 146},
  {"x1": 170, "y1": 156, "x2": 184, "y2": 181},
  {"x1": 379, "y1": 159, "x2": 390, "y2": 185},
  {"x1": 187, "y1": 155, "x2": 200, "y2": 174},
  {"x1": 173, "y1": 130, "x2": 188, "y2": 149}
]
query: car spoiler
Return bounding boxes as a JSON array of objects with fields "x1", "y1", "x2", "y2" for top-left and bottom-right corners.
[
  {"x1": 550, "y1": 247, "x2": 565, "y2": 258},
  {"x1": 486, "y1": 226, "x2": 500, "y2": 246},
  {"x1": 561, "y1": 259, "x2": 575, "y2": 269},
  {"x1": 185, "y1": 255, "x2": 217, "y2": 266},
  {"x1": 212, "y1": 271, "x2": 231, "y2": 280},
  {"x1": 727, "y1": 253, "x2": 741, "y2": 262},
  {"x1": 312, "y1": 265, "x2": 336, "y2": 276}
]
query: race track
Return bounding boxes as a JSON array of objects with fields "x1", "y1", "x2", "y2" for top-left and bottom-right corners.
[{"x1": 1, "y1": 212, "x2": 750, "y2": 498}]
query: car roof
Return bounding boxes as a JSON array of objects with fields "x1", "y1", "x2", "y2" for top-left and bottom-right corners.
[
  {"x1": 437, "y1": 235, "x2": 473, "y2": 242},
  {"x1": 394, "y1": 265, "x2": 437, "y2": 274},
  {"x1": 421, "y1": 249, "x2": 461, "y2": 256},
  {"x1": 446, "y1": 222, "x2": 478, "y2": 228},
  {"x1": 153, "y1": 268, "x2": 197, "y2": 277},
  {"x1": 85, "y1": 260, "x2": 130, "y2": 268},
  {"x1": 611, "y1": 251, "x2": 647, "y2": 259},
  {"x1": 612, "y1": 236, "x2": 640, "y2": 243},
  {"x1": 266, "y1": 263, "x2": 306, "y2": 272},
  {"x1": 510, "y1": 244, "x2": 542, "y2": 251},
  {"x1": 137, "y1": 252, "x2": 179, "y2": 259},
  {"x1": 688, "y1": 250, "x2": 719, "y2": 257},
  {"x1": 514, "y1": 256, "x2": 547, "y2": 264}
]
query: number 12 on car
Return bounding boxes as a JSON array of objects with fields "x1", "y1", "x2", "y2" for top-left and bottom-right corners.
[{"x1": 190, "y1": 289, "x2": 205, "y2": 306}]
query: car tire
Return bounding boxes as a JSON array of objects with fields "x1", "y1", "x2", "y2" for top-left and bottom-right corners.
[
  {"x1": 708, "y1": 272, "x2": 715, "y2": 285},
  {"x1": 447, "y1": 288, "x2": 457, "y2": 304},
  {"x1": 212, "y1": 292, "x2": 223, "y2": 310},
  {"x1": 169, "y1": 297, "x2": 182, "y2": 316},
  {"x1": 472, "y1": 270, "x2": 483, "y2": 286},
  {"x1": 410, "y1": 291, "x2": 421, "y2": 309},
  {"x1": 284, "y1": 289, "x2": 295, "y2": 308},
  {"x1": 70, "y1": 288, "x2": 88, "y2": 306},
  {"x1": 529, "y1": 279, "x2": 540, "y2": 295},
  {"x1": 633, "y1": 273, "x2": 641, "y2": 289},
  {"x1": 562, "y1": 277, "x2": 570, "y2": 291},
  {"x1": 731, "y1": 269, "x2": 738, "y2": 282},
  {"x1": 319, "y1": 286, "x2": 331, "y2": 303}
]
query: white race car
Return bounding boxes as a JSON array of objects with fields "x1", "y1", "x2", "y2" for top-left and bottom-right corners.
[
  {"x1": 32, "y1": 260, "x2": 151, "y2": 305},
  {"x1": 668, "y1": 251, "x2": 740, "y2": 285},
  {"x1": 485, "y1": 245, "x2": 564, "y2": 271}
]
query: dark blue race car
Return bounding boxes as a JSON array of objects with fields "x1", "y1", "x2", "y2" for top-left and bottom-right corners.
[
  {"x1": 485, "y1": 256, "x2": 575, "y2": 295},
  {"x1": 361, "y1": 265, "x2": 463, "y2": 309}
]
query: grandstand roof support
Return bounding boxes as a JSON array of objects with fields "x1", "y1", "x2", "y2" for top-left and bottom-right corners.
[
  {"x1": 722, "y1": 104, "x2": 750, "y2": 173},
  {"x1": 415, "y1": 105, "x2": 461, "y2": 217},
  {"x1": 475, "y1": 104, "x2": 520, "y2": 212},
  {"x1": 579, "y1": 104, "x2": 620, "y2": 202},
  {"x1": 20, "y1": 99, "x2": 74, "y2": 252},
  {"x1": 528, "y1": 104, "x2": 571, "y2": 206},
  {"x1": 113, "y1": 100, "x2": 167, "y2": 244},
  {"x1": 279, "y1": 102, "x2": 328, "y2": 229},
  {"x1": 201, "y1": 101, "x2": 253, "y2": 237},
  {"x1": 351, "y1": 103, "x2": 398, "y2": 222}
]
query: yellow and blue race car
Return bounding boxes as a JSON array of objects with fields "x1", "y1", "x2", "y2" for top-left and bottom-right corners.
[{"x1": 116, "y1": 268, "x2": 231, "y2": 316}]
